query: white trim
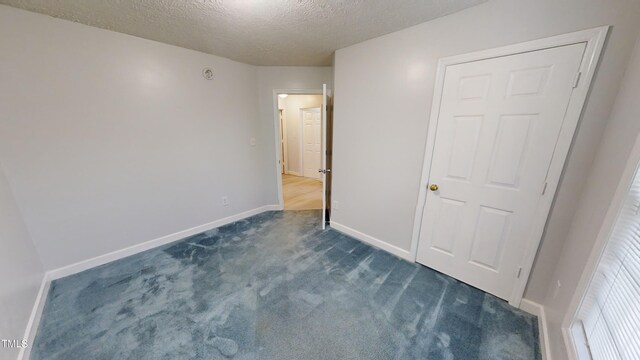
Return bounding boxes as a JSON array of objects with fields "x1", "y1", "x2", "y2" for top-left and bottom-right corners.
[
  {"x1": 286, "y1": 170, "x2": 302, "y2": 177},
  {"x1": 299, "y1": 108, "x2": 305, "y2": 178},
  {"x1": 410, "y1": 26, "x2": 609, "y2": 306},
  {"x1": 48, "y1": 205, "x2": 280, "y2": 280},
  {"x1": 279, "y1": 109, "x2": 289, "y2": 174},
  {"x1": 19, "y1": 205, "x2": 281, "y2": 358},
  {"x1": 299, "y1": 107, "x2": 304, "y2": 176},
  {"x1": 272, "y1": 89, "x2": 323, "y2": 210},
  {"x1": 520, "y1": 299, "x2": 552, "y2": 360},
  {"x1": 330, "y1": 221, "x2": 412, "y2": 261},
  {"x1": 18, "y1": 273, "x2": 51, "y2": 360},
  {"x1": 561, "y1": 132, "x2": 640, "y2": 360},
  {"x1": 321, "y1": 84, "x2": 329, "y2": 229}
]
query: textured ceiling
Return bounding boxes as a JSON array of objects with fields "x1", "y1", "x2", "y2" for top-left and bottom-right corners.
[{"x1": 0, "y1": 0, "x2": 486, "y2": 66}]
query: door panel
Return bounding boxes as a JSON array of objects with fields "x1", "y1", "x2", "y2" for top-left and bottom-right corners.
[
  {"x1": 486, "y1": 114, "x2": 535, "y2": 188},
  {"x1": 467, "y1": 206, "x2": 512, "y2": 271},
  {"x1": 416, "y1": 43, "x2": 586, "y2": 300},
  {"x1": 446, "y1": 115, "x2": 483, "y2": 181},
  {"x1": 506, "y1": 66, "x2": 551, "y2": 97},
  {"x1": 458, "y1": 75, "x2": 491, "y2": 101},
  {"x1": 302, "y1": 108, "x2": 321, "y2": 179},
  {"x1": 429, "y1": 197, "x2": 465, "y2": 255}
]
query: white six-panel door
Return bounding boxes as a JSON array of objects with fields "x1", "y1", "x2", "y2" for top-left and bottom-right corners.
[
  {"x1": 416, "y1": 43, "x2": 586, "y2": 300},
  {"x1": 302, "y1": 108, "x2": 322, "y2": 179}
]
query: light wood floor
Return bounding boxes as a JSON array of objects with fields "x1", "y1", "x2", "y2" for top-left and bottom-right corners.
[{"x1": 282, "y1": 174, "x2": 322, "y2": 210}]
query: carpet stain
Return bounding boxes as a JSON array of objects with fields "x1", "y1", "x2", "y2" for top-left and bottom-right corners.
[{"x1": 30, "y1": 210, "x2": 541, "y2": 359}]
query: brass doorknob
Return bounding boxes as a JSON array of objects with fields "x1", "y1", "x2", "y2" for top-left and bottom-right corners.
[{"x1": 429, "y1": 184, "x2": 439, "y2": 191}]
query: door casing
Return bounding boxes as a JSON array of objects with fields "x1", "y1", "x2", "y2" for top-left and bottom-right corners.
[
  {"x1": 410, "y1": 26, "x2": 609, "y2": 306},
  {"x1": 279, "y1": 110, "x2": 287, "y2": 174}
]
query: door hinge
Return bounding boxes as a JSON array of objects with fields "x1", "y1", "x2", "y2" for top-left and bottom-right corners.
[
  {"x1": 541, "y1": 182, "x2": 548, "y2": 195},
  {"x1": 573, "y1": 71, "x2": 582, "y2": 88},
  {"x1": 517, "y1": 267, "x2": 523, "y2": 279}
]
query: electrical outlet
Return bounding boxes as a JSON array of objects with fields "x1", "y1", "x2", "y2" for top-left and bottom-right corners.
[
  {"x1": 250, "y1": 137, "x2": 256, "y2": 146},
  {"x1": 221, "y1": 196, "x2": 229, "y2": 207},
  {"x1": 332, "y1": 200, "x2": 339, "y2": 210}
]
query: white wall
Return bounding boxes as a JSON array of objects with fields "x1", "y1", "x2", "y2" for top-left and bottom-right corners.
[
  {"x1": 281, "y1": 95, "x2": 323, "y2": 175},
  {"x1": 256, "y1": 66, "x2": 333, "y2": 205},
  {"x1": 331, "y1": 0, "x2": 640, "y2": 342},
  {"x1": 0, "y1": 5, "x2": 265, "y2": 270},
  {"x1": 545, "y1": 34, "x2": 640, "y2": 360},
  {"x1": 0, "y1": 162, "x2": 44, "y2": 360}
]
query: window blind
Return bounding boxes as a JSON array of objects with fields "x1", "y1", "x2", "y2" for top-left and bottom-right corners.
[{"x1": 577, "y1": 162, "x2": 640, "y2": 359}]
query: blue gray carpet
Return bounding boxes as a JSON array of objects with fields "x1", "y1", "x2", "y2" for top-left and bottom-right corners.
[{"x1": 31, "y1": 210, "x2": 540, "y2": 359}]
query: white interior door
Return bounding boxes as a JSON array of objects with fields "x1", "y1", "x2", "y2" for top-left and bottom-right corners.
[
  {"x1": 321, "y1": 84, "x2": 328, "y2": 228},
  {"x1": 416, "y1": 43, "x2": 586, "y2": 300},
  {"x1": 302, "y1": 108, "x2": 321, "y2": 179}
]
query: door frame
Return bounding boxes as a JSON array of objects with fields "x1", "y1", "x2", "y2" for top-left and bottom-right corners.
[
  {"x1": 272, "y1": 89, "x2": 323, "y2": 210},
  {"x1": 410, "y1": 26, "x2": 609, "y2": 306},
  {"x1": 300, "y1": 107, "x2": 322, "y2": 180},
  {"x1": 279, "y1": 109, "x2": 288, "y2": 174}
]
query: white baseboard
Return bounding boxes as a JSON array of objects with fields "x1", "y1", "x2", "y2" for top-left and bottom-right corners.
[
  {"x1": 286, "y1": 171, "x2": 301, "y2": 176},
  {"x1": 18, "y1": 273, "x2": 51, "y2": 360},
  {"x1": 48, "y1": 205, "x2": 280, "y2": 280},
  {"x1": 329, "y1": 221, "x2": 412, "y2": 261},
  {"x1": 20, "y1": 205, "x2": 281, "y2": 359},
  {"x1": 520, "y1": 299, "x2": 552, "y2": 360},
  {"x1": 330, "y1": 221, "x2": 550, "y2": 358}
]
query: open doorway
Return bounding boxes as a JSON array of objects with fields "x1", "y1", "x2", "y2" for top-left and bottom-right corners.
[
  {"x1": 278, "y1": 93, "x2": 324, "y2": 210},
  {"x1": 274, "y1": 85, "x2": 333, "y2": 228}
]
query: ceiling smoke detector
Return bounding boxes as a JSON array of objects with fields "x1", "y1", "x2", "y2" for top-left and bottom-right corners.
[{"x1": 202, "y1": 67, "x2": 214, "y2": 80}]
